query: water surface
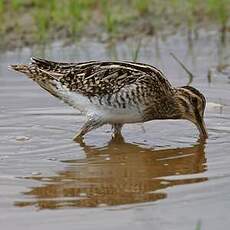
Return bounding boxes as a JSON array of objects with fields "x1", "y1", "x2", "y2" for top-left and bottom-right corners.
[{"x1": 0, "y1": 30, "x2": 230, "y2": 230}]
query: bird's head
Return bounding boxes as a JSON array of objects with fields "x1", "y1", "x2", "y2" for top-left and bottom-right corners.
[{"x1": 176, "y1": 86, "x2": 208, "y2": 139}]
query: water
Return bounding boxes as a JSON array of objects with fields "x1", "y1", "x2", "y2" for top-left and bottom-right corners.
[{"x1": 0, "y1": 29, "x2": 230, "y2": 230}]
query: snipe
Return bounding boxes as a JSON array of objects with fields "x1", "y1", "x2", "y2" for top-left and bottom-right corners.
[{"x1": 10, "y1": 58, "x2": 208, "y2": 140}]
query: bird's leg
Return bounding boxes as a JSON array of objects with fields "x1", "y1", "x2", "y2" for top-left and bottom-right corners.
[
  {"x1": 111, "y1": 123, "x2": 124, "y2": 143},
  {"x1": 111, "y1": 123, "x2": 123, "y2": 137},
  {"x1": 73, "y1": 116, "x2": 104, "y2": 141}
]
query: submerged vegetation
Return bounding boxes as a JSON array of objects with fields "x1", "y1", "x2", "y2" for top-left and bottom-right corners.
[{"x1": 0, "y1": 0, "x2": 229, "y2": 49}]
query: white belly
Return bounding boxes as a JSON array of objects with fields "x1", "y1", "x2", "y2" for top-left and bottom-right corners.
[
  {"x1": 56, "y1": 83, "x2": 143, "y2": 124},
  {"x1": 97, "y1": 107, "x2": 143, "y2": 123}
]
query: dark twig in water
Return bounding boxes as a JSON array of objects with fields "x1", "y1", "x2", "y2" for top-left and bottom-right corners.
[
  {"x1": 170, "y1": 52, "x2": 194, "y2": 85},
  {"x1": 207, "y1": 69, "x2": 212, "y2": 84},
  {"x1": 132, "y1": 38, "x2": 142, "y2": 62}
]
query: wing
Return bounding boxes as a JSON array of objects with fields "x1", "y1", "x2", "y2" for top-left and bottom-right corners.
[{"x1": 31, "y1": 57, "x2": 174, "y2": 97}]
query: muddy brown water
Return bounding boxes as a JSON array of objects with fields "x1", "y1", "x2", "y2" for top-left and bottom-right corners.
[{"x1": 0, "y1": 30, "x2": 230, "y2": 230}]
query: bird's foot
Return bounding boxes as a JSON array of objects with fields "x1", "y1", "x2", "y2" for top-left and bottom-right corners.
[{"x1": 111, "y1": 132, "x2": 125, "y2": 143}]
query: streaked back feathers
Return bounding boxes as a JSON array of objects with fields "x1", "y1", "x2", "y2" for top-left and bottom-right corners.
[
  {"x1": 10, "y1": 57, "x2": 208, "y2": 139},
  {"x1": 11, "y1": 57, "x2": 174, "y2": 101}
]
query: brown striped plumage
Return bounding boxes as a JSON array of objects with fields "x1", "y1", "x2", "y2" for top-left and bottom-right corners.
[{"x1": 10, "y1": 57, "x2": 208, "y2": 140}]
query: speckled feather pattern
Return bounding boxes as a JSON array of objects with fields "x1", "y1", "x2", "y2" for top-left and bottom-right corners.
[
  {"x1": 11, "y1": 58, "x2": 182, "y2": 122},
  {"x1": 10, "y1": 57, "x2": 208, "y2": 139}
]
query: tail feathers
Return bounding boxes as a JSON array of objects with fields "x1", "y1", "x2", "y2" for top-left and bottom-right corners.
[
  {"x1": 10, "y1": 63, "x2": 43, "y2": 79},
  {"x1": 31, "y1": 57, "x2": 76, "y2": 71},
  {"x1": 10, "y1": 63, "x2": 62, "y2": 80},
  {"x1": 31, "y1": 57, "x2": 58, "y2": 69},
  {"x1": 10, "y1": 64, "x2": 31, "y2": 75},
  {"x1": 10, "y1": 63, "x2": 60, "y2": 98}
]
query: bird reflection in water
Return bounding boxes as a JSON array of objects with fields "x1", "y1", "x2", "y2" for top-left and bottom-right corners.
[{"x1": 15, "y1": 136, "x2": 207, "y2": 209}]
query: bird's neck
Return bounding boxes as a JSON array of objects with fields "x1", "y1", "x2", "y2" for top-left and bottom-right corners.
[
  {"x1": 143, "y1": 95, "x2": 182, "y2": 121},
  {"x1": 174, "y1": 88, "x2": 191, "y2": 116}
]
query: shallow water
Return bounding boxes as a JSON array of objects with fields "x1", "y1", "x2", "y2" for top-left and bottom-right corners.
[{"x1": 0, "y1": 30, "x2": 230, "y2": 230}]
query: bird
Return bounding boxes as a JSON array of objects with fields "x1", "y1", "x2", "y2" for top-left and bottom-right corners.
[{"x1": 10, "y1": 57, "x2": 208, "y2": 141}]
